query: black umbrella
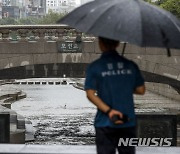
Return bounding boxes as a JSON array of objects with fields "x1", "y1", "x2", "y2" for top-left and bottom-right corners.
[{"x1": 58, "y1": 0, "x2": 180, "y2": 56}]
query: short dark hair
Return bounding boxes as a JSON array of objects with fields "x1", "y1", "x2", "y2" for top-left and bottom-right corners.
[{"x1": 99, "y1": 37, "x2": 119, "y2": 49}]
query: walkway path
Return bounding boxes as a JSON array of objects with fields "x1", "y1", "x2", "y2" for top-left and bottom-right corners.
[{"x1": 0, "y1": 144, "x2": 180, "y2": 154}]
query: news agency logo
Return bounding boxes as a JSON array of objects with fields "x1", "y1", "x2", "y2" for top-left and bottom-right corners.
[{"x1": 118, "y1": 138, "x2": 173, "y2": 146}]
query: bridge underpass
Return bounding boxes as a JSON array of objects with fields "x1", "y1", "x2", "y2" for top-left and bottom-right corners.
[{"x1": 0, "y1": 25, "x2": 180, "y2": 101}]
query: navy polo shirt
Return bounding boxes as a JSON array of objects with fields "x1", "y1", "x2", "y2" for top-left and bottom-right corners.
[{"x1": 84, "y1": 50, "x2": 144, "y2": 128}]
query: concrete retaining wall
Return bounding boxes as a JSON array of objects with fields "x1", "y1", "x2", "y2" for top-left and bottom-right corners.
[
  {"x1": 0, "y1": 82, "x2": 27, "y2": 144},
  {"x1": 0, "y1": 40, "x2": 180, "y2": 101}
]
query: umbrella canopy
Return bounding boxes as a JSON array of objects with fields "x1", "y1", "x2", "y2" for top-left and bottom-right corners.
[{"x1": 58, "y1": 0, "x2": 180, "y2": 50}]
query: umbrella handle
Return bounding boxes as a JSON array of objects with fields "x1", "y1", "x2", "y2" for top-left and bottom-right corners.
[
  {"x1": 161, "y1": 30, "x2": 171, "y2": 57},
  {"x1": 167, "y1": 48, "x2": 171, "y2": 57},
  {"x1": 122, "y1": 43, "x2": 127, "y2": 56}
]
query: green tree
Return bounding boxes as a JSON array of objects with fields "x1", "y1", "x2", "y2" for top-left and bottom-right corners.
[
  {"x1": 0, "y1": 17, "x2": 18, "y2": 25},
  {"x1": 143, "y1": 0, "x2": 180, "y2": 18},
  {"x1": 160, "y1": 0, "x2": 180, "y2": 18},
  {"x1": 17, "y1": 17, "x2": 39, "y2": 25},
  {"x1": 143, "y1": 0, "x2": 153, "y2": 3},
  {"x1": 153, "y1": 0, "x2": 168, "y2": 5},
  {"x1": 0, "y1": 10, "x2": 66, "y2": 25},
  {"x1": 38, "y1": 10, "x2": 66, "y2": 24}
]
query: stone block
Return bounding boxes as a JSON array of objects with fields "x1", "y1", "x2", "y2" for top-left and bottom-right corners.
[
  {"x1": 124, "y1": 54, "x2": 139, "y2": 60},
  {"x1": 167, "y1": 64, "x2": 180, "y2": 69},
  {"x1": 154, "y1": 64, "x2": 179, "y2": 80},
  {"x1": 57, "y1": 53, "x2": 64, "y2": 63},
  {"x1": 64, "y1": 54, "x2": 73, "y2": 63},
  {"x1": 94, "y1": 40, "x2": 101, "y2": 53},
  {"x1": 145, "y1": 47, "x2": 166, "y2": 55},
  {"x1": 0, "y1": 54, "x2": 21, "y2": 60},
  {"x1": 136, "y1": 113, "x2": 177, "y2": 146},
  {"x1": 58, "y1": 53, "x2": 83, "y2": 63},
  {"x1": 44, "y1": 42, "x2": 58, "y2": 53},
  {"x1": 0, "y1": 42, "x2": 29, "y2": 54},
  {"x1": 171, "y1": 49, "x2": 180, "y2": 56},
  {"x1": 17, "y1": 114, "x2": 25, "y2": 129},
  {"x1": 0, "y1": 42, "x2": 28, "y2": 54},
  {"x1": 28, "y1": 42, "x2": 45, "y2": 54},
  {"x1": 0, "y1": 58, "x2": 10, "y2": 69},
  {"x1": 138, "y1": 60, "x2": 156, "y2": 73},
  {"x1": 144, "y1": 55, "x2": 180, "y2": 66},
  {"x1": 145, "y1": 82, "x2": 154, "y2": 90},
  {"x1": 124, "y1": 44, "x2": 146, "y2": 55},
  {"x1": 10, "y1": 113, "x2": 17, "y2": 124},
  {"x1": 33, "y1": 53, "x2": 58, "y2": 65},
  {"x1": 83, "y1": 41, "x2": 95, "y2": 53},
  {"x1": 124, "y1": 54, "x2": 143, "y2": 67},
  {"x1": 8, "y1": 55, "x2": 33, "y2": 68},
  {"x1": 71, "y1": 53, "x2": 83, "y2": 63},
  {"x1": 10, "y1": 129, "x2": 25, "y2": 144},
  {"x1": 80, "y1": 53, "x2": 91, "y2": 63},
  {"x1": 174, "y1": 95, "x2": 180, "y2": 102}
]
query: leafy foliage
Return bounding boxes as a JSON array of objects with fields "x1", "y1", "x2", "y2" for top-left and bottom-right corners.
[
  {"x1": 0, "y1": 17, "x2": 18, "y2": 25},
  {"x1": 0, "y1": 10, "x2": 66, "y2": 25},
  {"x1": 144, "y1": 0, "x2": 180, "y2": 18},
  {"x1": 0, "y1": 1, "x2": 179, "y2": 25},
  {"x1": 160, "y1": 0, "x2": 180, "y2": 18},
  {"x1": 37, "y1": 10, "x2": 66, "y2": 24},
  {"x1": 17, "y1": 17, "x2": 39, "y2": 25}
]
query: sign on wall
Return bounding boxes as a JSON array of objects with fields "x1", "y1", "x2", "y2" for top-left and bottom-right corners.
[{"x1": 57, "y1": 41, "x2": 82, "y2": 53}]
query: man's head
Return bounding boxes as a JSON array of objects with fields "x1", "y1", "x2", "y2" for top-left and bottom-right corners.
[{"x1": 98, "y1": 37, "x2": 119, "y2": 52}]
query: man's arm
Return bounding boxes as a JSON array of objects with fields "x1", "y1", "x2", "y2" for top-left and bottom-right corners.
[
  {"x1": 86, "y1": 89, "x2": 123, "y2": 124},
  {"x1": 134, "y1": 85, "x2": 146, "y2": 95}
]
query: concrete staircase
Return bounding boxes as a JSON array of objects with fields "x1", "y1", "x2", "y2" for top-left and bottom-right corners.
[
  {"x1": 0, "y1": 87, "x2": 26, "y2": 144},
  {"x1": 0, "y1": 105, "x2": 25, "y2": 143}
]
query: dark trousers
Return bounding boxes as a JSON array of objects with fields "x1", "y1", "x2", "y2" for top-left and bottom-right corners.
[{"x1": 95, "y1": 127, "x2": 136, "y2": 154}]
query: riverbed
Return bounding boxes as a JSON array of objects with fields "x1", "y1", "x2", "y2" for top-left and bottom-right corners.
[{"x1": 9, "y1": 79, "x2": 180, "y2": 145}]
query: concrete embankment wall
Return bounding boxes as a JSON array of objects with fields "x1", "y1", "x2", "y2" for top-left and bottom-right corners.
[
  {"x1": 0, "y1": 81, "x2": 27, "y2": 144},
  {"x1": 146, "y1": 82, "x2": 180, "y2": 102},
  {"x1": 0, "y1": 40, "x2": 180, "y2": 102},
  {"x1": 73, "y1": 77, "x2": 180, "y2": 102}
]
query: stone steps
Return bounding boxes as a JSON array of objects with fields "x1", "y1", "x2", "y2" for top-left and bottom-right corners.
[
  {"x1": 6, "y1": 79, "x2": 78, "y2": 87},
  {"x1": 17, "y1": 114, "x2": 25, "y2": 129},
  {"x1": 10, "y1": 129, "x2": 25, "y2": 144},
  {"x1": 0, "y1": 105, "x2": 26, "y2": 144},
  {"x1": 12, "y1": 81, "x2": 75, "y2": 85}
]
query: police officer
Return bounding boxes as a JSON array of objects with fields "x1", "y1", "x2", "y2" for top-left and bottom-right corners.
[{"x1": 85, "y1": 37, "x2": 145, "y2": 154}]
